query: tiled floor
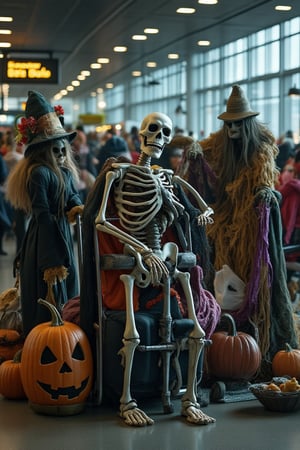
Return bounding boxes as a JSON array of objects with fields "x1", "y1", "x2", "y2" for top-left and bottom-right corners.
[{"x1": 1, "y1": 233, "x2": 299, "y2": 450}]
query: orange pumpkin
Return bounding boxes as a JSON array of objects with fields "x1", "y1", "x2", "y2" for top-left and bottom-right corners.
[
  {"x1": 20, "y1": 299, "x2": 93, "y2": 415},
  {"x1": 206, "y1": 313, "x2": 261, "y2": 380},
  {"x1": 0, "y1": 350, "x2": 26, "y2": 399},
  {"x1": 0, "y1": 329, "x2": 24, "y2": 363},
  {"x1": 272, "y1": 343, "x2": 300, "y2": 379}
]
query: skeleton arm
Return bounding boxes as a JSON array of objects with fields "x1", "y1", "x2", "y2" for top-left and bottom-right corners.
[{"x1": 172, "y1": 175, "x2": 214, "y2": 226}]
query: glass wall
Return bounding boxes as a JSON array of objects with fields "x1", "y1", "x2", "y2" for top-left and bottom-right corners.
[{"x1": 103, "y1": 16, "x2": 300, "y2": 141}]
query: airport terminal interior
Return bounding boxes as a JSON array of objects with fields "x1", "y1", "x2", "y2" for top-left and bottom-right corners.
[{"x1": 1, "y1": 1, "x2": 300, "y2": 450}]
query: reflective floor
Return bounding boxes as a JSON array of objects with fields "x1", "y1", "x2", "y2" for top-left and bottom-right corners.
[{"x1": 1, "y1": 233, "x2": 299, "y2": 450}]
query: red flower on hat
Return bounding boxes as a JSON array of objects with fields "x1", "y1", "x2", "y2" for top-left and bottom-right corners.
[
  {"x1": 15, "y1": 116, "x2": 38, "y2": 145},
  {"x1": 54, "y1": 105, "x2": 64, "y2": 116}
]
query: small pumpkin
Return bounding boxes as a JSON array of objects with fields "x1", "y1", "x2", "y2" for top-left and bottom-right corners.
[
  {"x1": 272, "y1": 343, "x2": 300, "y2": 379},
  {"x1": 0, "y1": 329, "x2": 24, "y2": 363},
  {"x1": 20, "y1": 299, "x2": 93, "y2": 415},
  {"x1": 206, "y1": 313, "x2": 262, "y2": 380},
  {"x1": 0, "y1": 349, "x2": 26, "y2": 399}
]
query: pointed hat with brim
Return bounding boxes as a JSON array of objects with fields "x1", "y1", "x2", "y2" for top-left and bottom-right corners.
[
  {"x1": 218, "y1": 85, "x2": 259, "y2": 121},
  {"x1": 19, "y1": 90, "x2": 76, "y2": 156}
]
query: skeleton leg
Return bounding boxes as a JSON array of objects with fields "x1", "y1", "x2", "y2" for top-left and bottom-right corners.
[
  {"x1": 175, "y1": 269, "x2": 216, "y2": 425},
  {"x1": 118, "y1": 273, "x2": 154, "y2": 426}
]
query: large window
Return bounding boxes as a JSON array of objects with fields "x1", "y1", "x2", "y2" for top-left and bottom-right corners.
[{"x1": 102, "y1": 16, "x2": 300, "y2": 141}]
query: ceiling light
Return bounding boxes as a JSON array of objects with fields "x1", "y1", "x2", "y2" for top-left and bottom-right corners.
[
  {"x1": 144, "y1": 28, "x2": 159, "y2": 34},
  {"x1": 97, "y1": 58, "x2": 110, "y2": 63},
  {"x1": 0, "y1": 29, "x2": 12, "y2": 34},
  {"x1": 113, "y1": 46, "x2": 127, "y2": 52},
  {"x1": 0, "y1": 42, "x2": 11, "y2": 48},
  {"x1": 0, "y1": 53, "x2": 4, "y2": 58},
  {"x1": 176, "y1": 8, "x2": 195, "y2": 14},
  {"x1": 97, "y1": 88, "x2": 104, "y2": 94},
  {"x1": 146, "y1": 61, "x2": 157, "y2": 67},
  {"x1": 168, "y1": 53, "x2": 180, "y2": 59},
  {"x1": 90, "y1": 63, "x2": 102, "y2": 69},
  {"x1": 66, "y1": 86, "x2": 74, "y2": 91},
  {"x1": 77, "y1": 75, "x2": 85, "y2": 80},
  {"x1": 132, "y1": 35, "x2": 147, "y2": 41},
  {"x1": 275, "y1": 5, "x2": 292, "y2": 11},
  {"x1": 81, "y1": 70, "x2": 91, "y2": 76},
  {"x1": 72, "y1": 80, "x2": 80, "y2": 86},
  {"x1": 106, "y1": 83, "x2": 114, "y2": 88},
  {"x1": 198, "y1": 40, "x2": 211, "y2": 46},
  {"x1": 0, "y1": 17, "x2": 13, "y2": 22},
  {"x1": 60, "y1": 90, "x2": 68, "y2": 96},
  {"x1": 288, "y1": 86, "x2": 300, "y2": 97},
  {"x1": 132, "y1": 71, "x2": 142, "y2": 77},
  {"x1": 90, "y1": 92, "x2": 96, "y2": 97},
  {"x1": 198, "y1": 1, "x2": 218, "y2": 4}
]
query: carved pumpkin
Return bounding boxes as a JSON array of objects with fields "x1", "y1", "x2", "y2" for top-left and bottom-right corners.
[
  {"x1": 272, "y1": 343, "x2": 300, "y2": 379},
  {"x1": 0, "y1": 329, "x2": 24, "y2": 363},
  {"x1": 0, "y1": 350, "x2": 26, "y2": 399},
  {"x1": 20, "y1": 299, "x2": 93, "y2": 415},
  {"x1": 206, "y1": 313, "x2": 261, "y2": 380}
]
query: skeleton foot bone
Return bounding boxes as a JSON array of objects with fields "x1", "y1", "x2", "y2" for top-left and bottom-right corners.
[
  {"x1": 120, "y1": 401, "x2": 154, "y2": 427},
  {"x1": 181, "y1": 401, "x2": 216, "y2": 425}
]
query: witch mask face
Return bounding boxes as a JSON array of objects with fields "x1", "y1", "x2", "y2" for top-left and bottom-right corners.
[
  {"x1": 52, "y1": 139, "x2": 67, "y2": 166},
  {"x1": 225, "y1": 120, "x2": 243, "y2": 140}
]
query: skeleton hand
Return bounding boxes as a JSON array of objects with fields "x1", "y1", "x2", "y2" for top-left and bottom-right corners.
[
  {"x1": 141, "y1": 249, "x2": 169, "y2": 285},
  {"x1": 197, "y1": 207, "x2": 214, "y2": 226},
  {"x1": 188, "y1": 141, "x2": 203, "y2": 159},
  {"x1": 254, "y1": 187, "x2": 276, "y2": 207}
]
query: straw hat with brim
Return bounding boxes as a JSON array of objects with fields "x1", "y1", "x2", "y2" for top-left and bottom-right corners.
[
  {"x1": 23, "y1": 90, "x2": 76, "y2": 156},
  {"x1": 218, "y1": 85, "x2": 259, "y2": 121}
]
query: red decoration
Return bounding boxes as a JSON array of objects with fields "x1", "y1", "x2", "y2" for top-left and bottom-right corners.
[
  {"x1": 54, "y1": 105, "x2": 64, "y2": 116},
  {"x1": 15, "y1": 116, "x2": 38, "y2": 145}
]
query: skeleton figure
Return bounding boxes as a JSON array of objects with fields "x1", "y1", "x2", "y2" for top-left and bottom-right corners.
[{"x1": 95, "y1": 112, "x2": 215, "y2": 426}]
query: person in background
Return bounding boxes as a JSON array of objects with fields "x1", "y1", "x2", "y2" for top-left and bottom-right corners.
[
  {"x1": 72, "y1": 128, "x2": 97, "y2": 202},
  {"x1": 96, "y1": 134, "x2": 132, "y2": 174},
  {"x1": 0, "y1": 153, "x2": 11, "y2": 255},
  {"x1": 6, "y1": 90, "x2": 83, "y2": 336},
  {"x1": 3, "y1": 139, "x2": 27, "y2": 254},
  {"x1": 277, "y1": 162, "x2": 300, "y2": 261}
]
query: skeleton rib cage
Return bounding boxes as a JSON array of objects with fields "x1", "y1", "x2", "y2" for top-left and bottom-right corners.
[{"x1": 113, "y1": 165, "x2": 182, "y2": 249}]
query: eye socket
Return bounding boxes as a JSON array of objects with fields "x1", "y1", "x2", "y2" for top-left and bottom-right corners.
[
  {"x1": 225, "y1": 121, "x2": 242, "y2": 128},
  {"x1": 148, "y1": 124, "x2": 159, "y2": 132},
  {"x1": 53, "y1": 147, "x2": 66, "y2": 154},
  {"x1": 41, "y1": 346, "x2": 57, "y2": 364},
  {"x1": 72, "y1": 342, "x2": 85, "y2": 361},
  {"x1": 163, "y1": 127, "x2": 171, "y2": 136}
]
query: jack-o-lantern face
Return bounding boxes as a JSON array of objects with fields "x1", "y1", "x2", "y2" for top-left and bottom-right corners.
[
  {"x1": 20, "y1": 301, "x2": 93, "y2": 408},
  {"x1": 36, "y1": 342, "x2": 90, "y2": 400}
]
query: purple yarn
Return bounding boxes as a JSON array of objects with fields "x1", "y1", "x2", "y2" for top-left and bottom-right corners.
[{"x1": 232, "y1": 203, "x2": 272, "y2": 325}]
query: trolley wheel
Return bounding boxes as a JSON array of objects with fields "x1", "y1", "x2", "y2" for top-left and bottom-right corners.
[{"x1": 210, "y1": 381, "x2": 226, "y2": 402}]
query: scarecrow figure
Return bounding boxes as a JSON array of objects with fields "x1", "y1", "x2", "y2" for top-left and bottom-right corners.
[
  {"x1": 80, "y1": 112, "x2": 220, "y2": 426},
  {"x1": 174, "y1": 85, "x2": 298, "y2": 374},
  {"x1": 6, "y1": 91, "x2": 83, "y2": 336}
]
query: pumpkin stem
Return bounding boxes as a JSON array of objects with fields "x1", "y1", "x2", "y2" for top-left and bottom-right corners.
[
  {"x1": 37, "y1": 298, "x2": 64, "y2": 327},
  {"x1": 285, "y1": 342, "x2": 293, "y2": 353},
  {"x1": 222, "y1": 313, "x2": 237, "y2": 336},
  {"x1": 13, "y1": 349, "x2": 22, "y2": 363}
]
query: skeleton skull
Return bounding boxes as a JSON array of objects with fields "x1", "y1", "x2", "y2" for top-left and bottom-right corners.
[{"x1": 139, "y1": 112, "x2": 172, "y2": 158}]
